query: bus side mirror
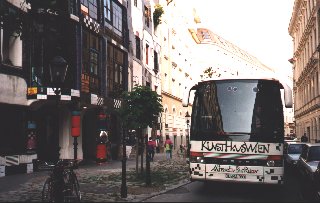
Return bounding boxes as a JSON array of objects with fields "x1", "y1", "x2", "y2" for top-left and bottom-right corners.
[
  {"x1": 182, "y1": 89, "x2": 190, "y2": 107},
  {"x1": 279, "y1": 80, "x2": 292, "y2": 108},
  {"x1": 283, "y1": 83, "x2": 293, "y2": 108},
  {"x1": 183, "y1": 84, "x2": 197, "y2": 107}
]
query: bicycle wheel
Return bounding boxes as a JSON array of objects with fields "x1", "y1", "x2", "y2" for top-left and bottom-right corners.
[
  {"x1": 42, "y1": 177, "x2": 54, "y2": 202},
  {"x1": 63, "y1": 171, "x2": 81, "y2": 202},
  {"x1": 72, "y1": 172, "x2": 81, "y2": 202}
]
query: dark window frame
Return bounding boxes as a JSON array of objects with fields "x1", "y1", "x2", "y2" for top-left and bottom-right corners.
[
  {"x1": 68, "y1": 0, "x2": 79, "y2": 16},
  {"x1": 112, "y1": 1, "x2": 122, "y2": 35},
  {"x1": 146, "y1": 43, "x2": 149, "y2": 65},
  {"x1": 135, "y1": 35, "x2": 141, "y2": 60},
  {"x1": 80, "y1": 0, "x2": 98, "y2": 20},
  {"x1": 107, "y1": 43, "x2": 125, "y2": 97},
  {"x1": 154, "y1": 50, "x2": 159, "y2": 74},
  {"x1": 104, "y1": 0, "x2": 112, "y2": 23},
  {"x1": 144, "y1": 6, "x2": 150, "y2": 27},
  {"x1": 82, "y1": 29, "x2": 100, "y2": 94}
]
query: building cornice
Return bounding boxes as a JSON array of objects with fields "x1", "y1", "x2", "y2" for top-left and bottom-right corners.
[
  {"x1": 161, "y1": 90, "x2": 182, "y2": 102},
  {"x1": 188, "y1": 28, "x2": 200, "y2": 44},
  {"x1": 295, "y1": 98, "x2": 320, "y2": 118},
  {"x1": 296, "y1": 56, "x2": 318, "y2": 86},
  {"x1": 293, "y1": 16, "x2": 316, "y2": 58},
  {"x1": 289, "y1": 0, "x2": 303, "y2": 36}
]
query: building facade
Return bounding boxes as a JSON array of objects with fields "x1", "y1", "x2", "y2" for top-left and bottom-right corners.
[
  {"x1": 0, "y1": 0, "x2": 35, "y2": 176},
  {"x1": 0, "y1": 0, "x2": 129, "y2": 176},
  {"x1": 127, "y1": 0, "x2": 162, "y2": 148},
  {"x1": 289, "y1": 0, "x2": 320, "y2": 143},
  {"x1": 157, "y1": 0, "x2": 195, "y2": 151}
]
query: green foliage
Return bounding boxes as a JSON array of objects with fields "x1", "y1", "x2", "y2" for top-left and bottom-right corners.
[
  {"x1": 201, "y1": 67, "x2": 221, "y2": 79},
  {"x1": 153, "y1": 4, "x2": 164, "y2": 28},
  {"x1": 117, "y1": 85, "x2": 163, "y2": 130},
  {"x1": 203, "y1": 67, "x2": 214, "y2": 78}
]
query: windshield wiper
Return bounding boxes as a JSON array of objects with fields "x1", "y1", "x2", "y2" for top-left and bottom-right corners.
[{"x1": 222, "y1": 132, "x2": 253, "y2": 136}]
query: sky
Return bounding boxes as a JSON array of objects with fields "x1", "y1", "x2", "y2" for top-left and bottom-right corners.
[{"x1": 190, "y1": 0, "x2": 295, "y2": 76}]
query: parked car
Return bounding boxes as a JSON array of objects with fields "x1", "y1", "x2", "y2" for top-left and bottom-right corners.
[
  {"x1": 284, "y1": 141, "x2": 304, "y2": 170},
  {"x1": 296, "y1": 143, "x2": 320, "y2": 182},
  {"x1": 284, "y1": 135, "x2": 295, "y2": 141},
  {"x1": 314, "y1": 162, "x2": 320, "y2": 199}
]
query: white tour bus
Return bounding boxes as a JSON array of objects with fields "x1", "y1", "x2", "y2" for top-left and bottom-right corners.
[{"x1": 182, "y1": 76, "x2": 292, "y2": 185}]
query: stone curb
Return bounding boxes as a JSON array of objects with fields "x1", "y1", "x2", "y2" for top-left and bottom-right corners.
[{"x1": 128, "y1": 180, "x2": 191, "y2": 202}]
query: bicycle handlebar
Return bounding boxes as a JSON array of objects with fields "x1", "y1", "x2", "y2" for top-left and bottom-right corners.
[
  {"x1": 36, "y1": 159, "x2": 80, "y2": 171},
  {"x1": 56, "y1": 159, "x2": 79, "y2": 169},
  {"x1": 37, "y1": 161, "x2": 55, "y2": 171}
]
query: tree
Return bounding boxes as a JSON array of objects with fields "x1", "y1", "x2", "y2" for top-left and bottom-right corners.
[
  {"x1": 119, "y1": 85, "x2": 163, "y2": 130},
  {"x1": 200, "y1": 67, "x2": 221, "y2": 80},
  {"x1": 153, "y1": 4, "x2": 164, "y2": 28},
  {"x1": 117, "y1": 85, "x2": 163, "y2": 185}
]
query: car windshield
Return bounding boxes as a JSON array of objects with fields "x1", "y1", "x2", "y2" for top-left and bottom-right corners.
[
  {"x1": 288, "y1": 144, "x2": 303, "y2": 154},
  {"x1": 309, "y1": 146, "x2": 320, "y2": 161},
  {"x1": 190, "y1": 79, "x2": 284, "y2": 142}
]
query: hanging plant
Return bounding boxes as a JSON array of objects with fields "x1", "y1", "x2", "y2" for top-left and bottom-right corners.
[{"x1": 153, "y1": 4, "x2": 164, "y2": 28}]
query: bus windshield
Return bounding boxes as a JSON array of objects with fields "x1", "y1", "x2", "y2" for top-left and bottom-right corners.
[{"x1": 191, "y1": 79, "x2": 284, "y2": 143}]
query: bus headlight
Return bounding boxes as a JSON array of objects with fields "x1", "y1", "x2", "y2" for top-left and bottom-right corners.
[
  {"x1": 196, "y1": 156, "x2": 205, "y2": 163},
  {"x1": 190, "y1": 152, "x2": 205, "y2": 163},
  {"x1": 267, "y1": 160, "x2": 275, "y2": 167},
  {"x1": 266, "y1": 155, "x2": 283, "y2": 167}
]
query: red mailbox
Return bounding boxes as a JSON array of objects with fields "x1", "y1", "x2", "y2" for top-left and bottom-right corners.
[
  {"x1": 96, "y1": 143, "x2": 107, "y2": 163},
  {"x1": 71, "y1": 111, "x2": 81, "y2": 137}
]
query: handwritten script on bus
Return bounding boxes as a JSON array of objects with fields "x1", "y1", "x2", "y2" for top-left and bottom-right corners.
[{"x1": 210, "y1": 165, "x2": 260, "y2": 174}]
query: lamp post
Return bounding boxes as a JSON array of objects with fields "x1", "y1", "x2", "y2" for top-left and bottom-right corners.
[
  {"x1": 145, "y1": 132, "x2": 151, "y2": 186},
  {"x1": 121, "y1": 122, "x2": 127, "y2": 198},
  {"x1": 120, "y1": 98, "x2": 127, "y2": 198},
  {"x1": 49, "y1": 56, "x2": 68, "y2": 161},
  {"x1": 71, "y1": 110, "x2": 81, "y2": 160},
  {"x1": 185, "y1": 111, "x2": 191, "y2": 158}
]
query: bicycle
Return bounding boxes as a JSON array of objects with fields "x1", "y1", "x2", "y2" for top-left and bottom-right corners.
[{"x1": 39, "y1": 159, "x2": 81, "y2": 202}]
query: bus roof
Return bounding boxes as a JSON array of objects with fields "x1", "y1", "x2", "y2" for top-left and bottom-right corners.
[
  {"x1": 183, "y1": 73, "x2": 293, "y2": 108},
  {"x1": 199, "y1": 74, "x2": 281, "y2": 83}
]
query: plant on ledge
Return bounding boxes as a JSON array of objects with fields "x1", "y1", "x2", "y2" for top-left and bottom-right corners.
[{"x1": 153, "y1": 4, "x2": 164, "y2": 28}]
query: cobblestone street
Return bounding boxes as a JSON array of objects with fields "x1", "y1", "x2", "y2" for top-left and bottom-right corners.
[{"x1": 0, "y1": 153, "x2": 189, "y2": 202}]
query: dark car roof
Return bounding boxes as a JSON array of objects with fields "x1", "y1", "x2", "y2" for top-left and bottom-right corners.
[
  {"x1": 285, "y1": 141, "x2": 304, "y2": 145},
  {"x1": 303, "y1": 143, "x2": 320, "y2": 147},
  {"x1": 285, "y1": 140, "x2": 297, "y2": 142}
]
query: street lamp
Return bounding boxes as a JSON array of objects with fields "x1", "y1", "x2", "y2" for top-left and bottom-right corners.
[
  {"x1": 49, "y1": 56, "x2": 68, "y2": 92},
  {"x1": 185, "y1": 111, "x2": 191, "y2": 159},
  {"x1": 49, "y1": 56, "x2": 68, "y2": 161},
  {"x1": 120, "y1": 99, "x2": 127, "y2": 198}
]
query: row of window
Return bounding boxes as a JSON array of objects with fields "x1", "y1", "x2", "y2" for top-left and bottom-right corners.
[
  {"x1": 1, "y1": 0, "x2": 160, "y2": 98},
  {"x1": 80, "y1": 0, "x2": 159, "y2": 81},
  {"x1": 134, "y1": 35, "x2": 159, "y2": 73},
  {"x1": 80, "y1": 0, "x2": 126, "y2": 96},
  {"x1": 295, "y1": 71, "x2": 319, "y2": 110},
  {"x1": 78, "y1": 0, "x2": 123, "y2": 37},
  {"x1": 0, "y1": 1, "x2": 127, "y2": 98}
]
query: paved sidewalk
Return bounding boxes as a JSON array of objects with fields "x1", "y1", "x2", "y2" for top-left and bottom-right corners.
[{"x1": 0, "y1": 153, "x2": 189, "y2": 202}]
